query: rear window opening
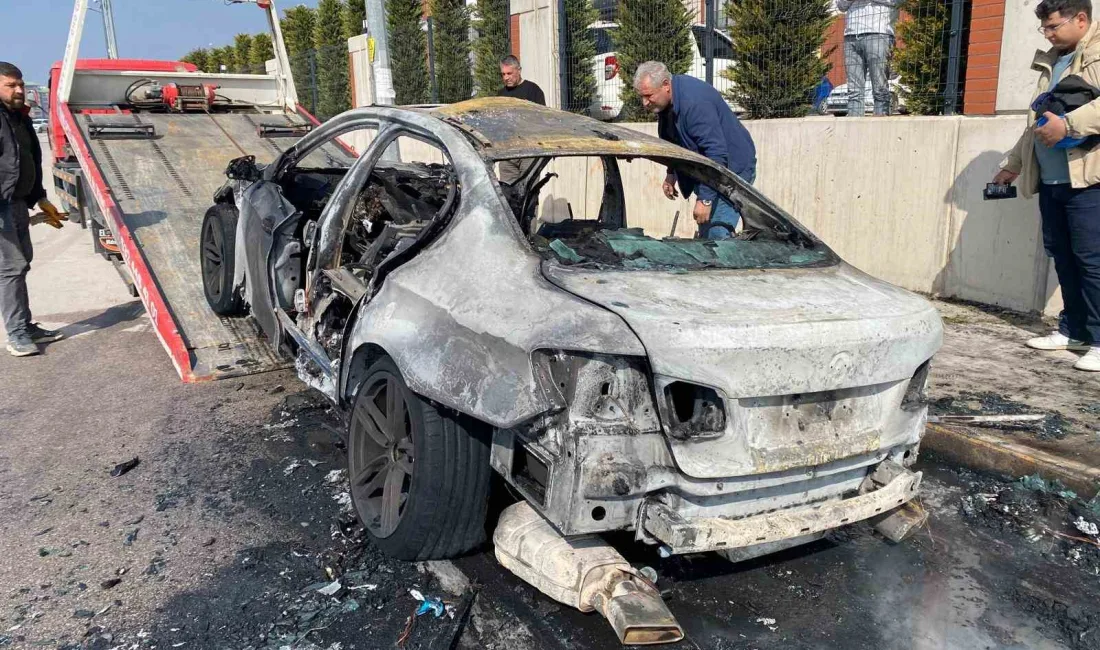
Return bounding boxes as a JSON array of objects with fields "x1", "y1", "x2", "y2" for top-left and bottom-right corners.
[{"x1": 497, "y1": 154, "x2": 834, "y2": 272}]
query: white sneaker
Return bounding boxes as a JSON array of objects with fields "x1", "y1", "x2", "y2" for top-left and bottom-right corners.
[
  {"x1": 1026, "y1": 332, "x2": 1092, "y2": 351},
  {"x1": 1075, "y1": 347, "x2": 1100, "y2": 372}
]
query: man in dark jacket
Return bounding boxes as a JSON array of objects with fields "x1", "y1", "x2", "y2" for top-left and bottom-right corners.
[
  {"x1": 0, "y1": 62, "x2": 64, "y2": 357},
  {"x1": 633, "y1": 61, "x2": 757, "y2": 239}
]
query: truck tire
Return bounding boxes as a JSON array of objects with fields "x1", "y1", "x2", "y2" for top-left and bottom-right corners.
[
  {"x1": 200, "y1": 204, "x2": 245, "y2": 316},
  {"x1": 348, "y1": 357, "x2": 491, "y2": 560}
]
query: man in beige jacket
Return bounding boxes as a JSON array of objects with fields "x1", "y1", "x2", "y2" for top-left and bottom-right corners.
[{"x1": 994, "y1": 0, "x2": 1100, "y2": 372}]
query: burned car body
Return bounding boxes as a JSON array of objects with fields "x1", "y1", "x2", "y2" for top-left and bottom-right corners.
[{"x1": 200, "y1": 99, "x2": 940, "y2": 640}]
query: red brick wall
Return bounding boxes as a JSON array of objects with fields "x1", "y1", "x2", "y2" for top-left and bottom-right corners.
[
  {"x1": 510, "y1": 14, "x2": 521, "y2": 59},
  {"x1": 963, "y1": 0, "x2": 1005, "y2": 114},
  {"x1": 825, "y1": 17, "x2": 847, "y2": 87}
]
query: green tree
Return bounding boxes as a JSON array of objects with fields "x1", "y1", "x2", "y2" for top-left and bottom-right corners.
[
  {"x1": 283, "y1": 4, "x2": 318, "y2": 109},
  {"x1": 249, "y1": 33, "x2": 274, "y2": 74},
  {"x1": 615, "y1": 0, "x2": 693, "y2": 121},
  {"x1": 181, "y1": 48, "x2": 210, "y2": 72},
  {"x1": 473, "y1": 0, "x2": 509, "y2": 97},
  {"x1": 234, "y1": 33, "x2": 255, "y2": 73},
  {"x1": 431, "y1": 0, "x2": 472, "y2": 103},
  {"x1": 343, "y1": 0, "x2": 367, "y2": 41},
  {"x1": 562, "y1": 0, "x2": 598, "y2": 113},
  {"x1": 387, "y1": 0, "x2": 431, "y2": 104},
  {"x1": 209, "y1": 46, "x2": 237, "y2": 73},
  {"x1": 722, "y1": 0, "x2": 834, "y2": 119},
  {"x1": 894, "y1": 0, "x2": 950, "y2": 115},
  {"x1": 314, "y1": 0, "x2": 350, "y2": 118}
]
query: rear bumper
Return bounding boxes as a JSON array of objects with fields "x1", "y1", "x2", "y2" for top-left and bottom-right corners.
[{"x1": 641, "y1": 462, "x2": 922, "y2": 555}]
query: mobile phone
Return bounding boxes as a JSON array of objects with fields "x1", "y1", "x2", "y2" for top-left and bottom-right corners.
[{"x1": 983, "y1": 183, "x2": 1018, "y2": 200}]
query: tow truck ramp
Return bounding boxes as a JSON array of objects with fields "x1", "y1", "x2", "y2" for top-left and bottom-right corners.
[{"x1": 70, "y1": 111, "x2": 309, "y2": 381}]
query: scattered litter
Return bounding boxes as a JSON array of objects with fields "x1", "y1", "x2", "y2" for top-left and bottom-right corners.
[
  {"x1": 110, "y1": 457, "x2": 140, "y2": 478},
  {"x1": 100, "y1": 578, "x2": 121, "y2": 590},
  {"x1": 347, "y1": 583, "x2": 378, "y2": 591},
  {"x1": 324, "y1": 469, "x2": 346, "y2": 485},
  {"x1": 307, "y1": 460, "x2": 323, "y2": 468},
  {"x1": 409, "y1": 589, "x2": 446, "y2": 618},
  {"x1": 32, "y1": 527, "x2": 53, "y2": 537},
  {"x1": 317, "y1": 580, "x2": 343, "y2": 597},
  {"x1": 639, "y1": 566, "x2": 658, "y2": 585},
  {"x1": 1017, "y1": 474, "x2": 1078, "y2": 500},
  {"x1": 1074, "y1": 517, "x2": 1099, "y2": 538},
  {"x1": 123, "y1": 529, "x2": 139, "y2": 546},
  {"x1": 201, "y1": 537, "x2": 216, "y2": 547},
  {"x1": 73, "y1": 609, "x2": 96, "y2": 619},
  {"x1": 284, "y1": 460, "x2": 303, "y2": 476},
  {"x1": 755, "y1": 617, "x2": 778, "y2": 631},
  {"x1": 928, "y1": 414, "x2": 1048, "y2": 426},
  {"x1": 125, "y1": 515, "x2": 144, "y2": 526},
  {"x1": 264, "y1": 418, "x2": 298, "y2": 431},
  {"x1": 333, "y1": 492, "x2": 352, "y2": 508}
]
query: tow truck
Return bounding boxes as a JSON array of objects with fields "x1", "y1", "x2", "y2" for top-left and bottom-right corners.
[{"x1": 46, "y1": 0, "x2": 349, "y2": 382}]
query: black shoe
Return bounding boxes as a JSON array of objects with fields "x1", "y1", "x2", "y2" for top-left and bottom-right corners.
[
  {"x1": 6, "y1": 334, "x2": 39, "y2": 357},
  {"x1": 27, "y1": 323, "x2": 64, "y2": 343}
]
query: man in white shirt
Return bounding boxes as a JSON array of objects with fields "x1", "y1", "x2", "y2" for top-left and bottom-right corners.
[{"x1": 837, "y1": 0, "x2": 901, "y2": 116}]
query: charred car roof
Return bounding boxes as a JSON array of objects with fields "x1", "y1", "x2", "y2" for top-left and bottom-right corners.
[{"x1": 428, "y1": 98, "x2": 712, "y2": 163}]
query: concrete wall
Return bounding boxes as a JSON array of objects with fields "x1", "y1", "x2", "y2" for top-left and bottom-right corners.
[{"x1": 995, "y1": 0, "x2": 1048, "y2": 112}]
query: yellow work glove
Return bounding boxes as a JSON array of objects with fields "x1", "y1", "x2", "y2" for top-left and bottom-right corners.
[{"x1": 33, "y1": 199, "x2": 67, "y2": 229}]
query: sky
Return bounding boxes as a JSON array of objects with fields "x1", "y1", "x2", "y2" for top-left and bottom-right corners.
[{"x1": 2, "y1": 0, "x2": 323, "y2": 85}]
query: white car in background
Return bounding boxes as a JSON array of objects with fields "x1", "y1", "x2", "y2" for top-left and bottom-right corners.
[
  {"x1": 823, "y1": 75, "x2": 906, "y2": 115},
  {"x1": 587, "y1": 22, "x2": 737, "y2": 121}
]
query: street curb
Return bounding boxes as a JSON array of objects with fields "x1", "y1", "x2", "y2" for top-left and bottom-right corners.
[{"x1": 923, "y1": 423, "x2": 1100, "y2": 498}]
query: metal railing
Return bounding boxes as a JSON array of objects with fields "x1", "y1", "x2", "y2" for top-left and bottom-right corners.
[{"x1": 558, "y1": 0, "x2": 970, "y2": 121}]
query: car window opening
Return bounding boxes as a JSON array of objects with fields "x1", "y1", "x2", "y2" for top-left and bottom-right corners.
[{"x1": 499, "y1": 155, "x2": 833, "y2": 272}]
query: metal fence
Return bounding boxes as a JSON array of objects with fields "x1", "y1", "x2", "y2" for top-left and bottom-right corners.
[
  {"x1": 559, "y1": 0, "x2": 970, "y2": 121},
  {"x1": 229, "y1": 0, "x2": 970, "y2": 123}
]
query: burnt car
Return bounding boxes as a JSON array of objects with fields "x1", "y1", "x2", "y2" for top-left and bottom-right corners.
[{"x1": 201, "y1": 99, "x2": 941, "y2": 643}]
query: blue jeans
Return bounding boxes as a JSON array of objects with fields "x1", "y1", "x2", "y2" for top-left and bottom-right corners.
[
  {"x1": 1038, "y1": 183, "x2": 1100, "y2": 343},
  {"x1": 845, "y1": 33, "x2": 894, "y2": 116},
  {"x1": 698, "y1": 169, "x2": 756, "y2": 240}
]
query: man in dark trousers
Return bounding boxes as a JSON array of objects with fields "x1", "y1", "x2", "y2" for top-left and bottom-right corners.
[
  {"x1": 633, "y1": 61, "x2": 757, "y2": 240},
  {"x1": 993, "y1": 0, "x2": 1100, "y2": 372},
  {"x1": 0, "y1": 62, "x2": 65, "y2": 357},
  {"x1": 497, "y1": 55, "x2": 545, "y2": 184}
]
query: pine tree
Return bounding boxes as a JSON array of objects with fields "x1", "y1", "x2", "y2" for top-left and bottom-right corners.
[
  {"x1": 343, "y1": 0, "x2": 367, "y2": 41},
  {"x1": 894, "y1": 0, "x2": 950, "y2": 115},
  {"x1": 473, "y1": 0, "x2": 510, "y2": 97},
  {"x1": 210, "y1": 46, "x2": 237, "y2": 73},
  {"x1": 314, "y1": 0, "x2": 351, "y2": 118},
  {"x1": 181, "y1": 49, "x2": 210, "y2": 72},
  {"x1": 431, "y1": 0, "x2": 472, "y2": 103},
  {"x1": 387, "y1": 0, "x2": 431, "y2": 104},
  {"x1": 283, "y1": 4, "x2": 318, "y2": 110},
  {"x1": 249, "y1": 33, "x2": 274, "y2": 74},
  {"x1": 562, "y1": 0, "x2": 598, "y2": 113},
  {"x1": 722, "y1": 0, "x2": 834, "y2": 119},
  {"x1": 615, "y1": 0, "x2": 693, "y2": 122},
  {"x1": 234, "y1": 34, "x2": 255, "y2": 73}
]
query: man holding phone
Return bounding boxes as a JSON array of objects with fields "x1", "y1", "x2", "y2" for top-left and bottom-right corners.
[{"x1": 993, "y1": 0, "x2": 1100, "y2": 372}]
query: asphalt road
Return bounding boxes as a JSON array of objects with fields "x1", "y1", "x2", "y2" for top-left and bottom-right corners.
[{"x1": 1, "y1": 142, "x2": 1097, "y2": 648}]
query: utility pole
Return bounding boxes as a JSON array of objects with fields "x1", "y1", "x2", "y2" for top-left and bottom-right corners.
[
  {"x1": 364, "y1": 0, "x2": 395, "y2": 106},
  {"x1": 100, "y1": 0, "x2": 119, "y2": 59}
]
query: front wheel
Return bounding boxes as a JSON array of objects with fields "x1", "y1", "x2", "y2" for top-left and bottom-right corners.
[
  {"x1": 348, "y1": 357, "x2": 491, "y2": 560},
  {"x1": 200, "y1": 204, "x2": 245, "y2": 316}
]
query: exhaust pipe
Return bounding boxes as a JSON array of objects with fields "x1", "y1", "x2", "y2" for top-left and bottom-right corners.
[{"x1": 494, "y1": 502, "x2": 684, "y2": 646}]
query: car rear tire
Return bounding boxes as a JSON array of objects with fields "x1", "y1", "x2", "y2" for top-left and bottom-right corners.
[
  {"x1": 348, "y1": 357, "x2": 491, "y2": 560},
  {"x1": 200, "y1": 204, "x2": 245, "y2": 316}
]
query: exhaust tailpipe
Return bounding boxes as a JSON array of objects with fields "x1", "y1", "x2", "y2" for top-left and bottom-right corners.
[{"x1": 494, "y1": 501, "x2": 684, "y2": 646}]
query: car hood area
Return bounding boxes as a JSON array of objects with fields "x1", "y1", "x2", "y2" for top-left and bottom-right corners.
[{"x1": 542, "y1": 263, "x2": 942, "y2": 400}]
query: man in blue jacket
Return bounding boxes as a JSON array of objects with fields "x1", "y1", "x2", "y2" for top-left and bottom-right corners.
[{"x1": 633, "y1": 61, "x2": 757, "y2": 239}]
